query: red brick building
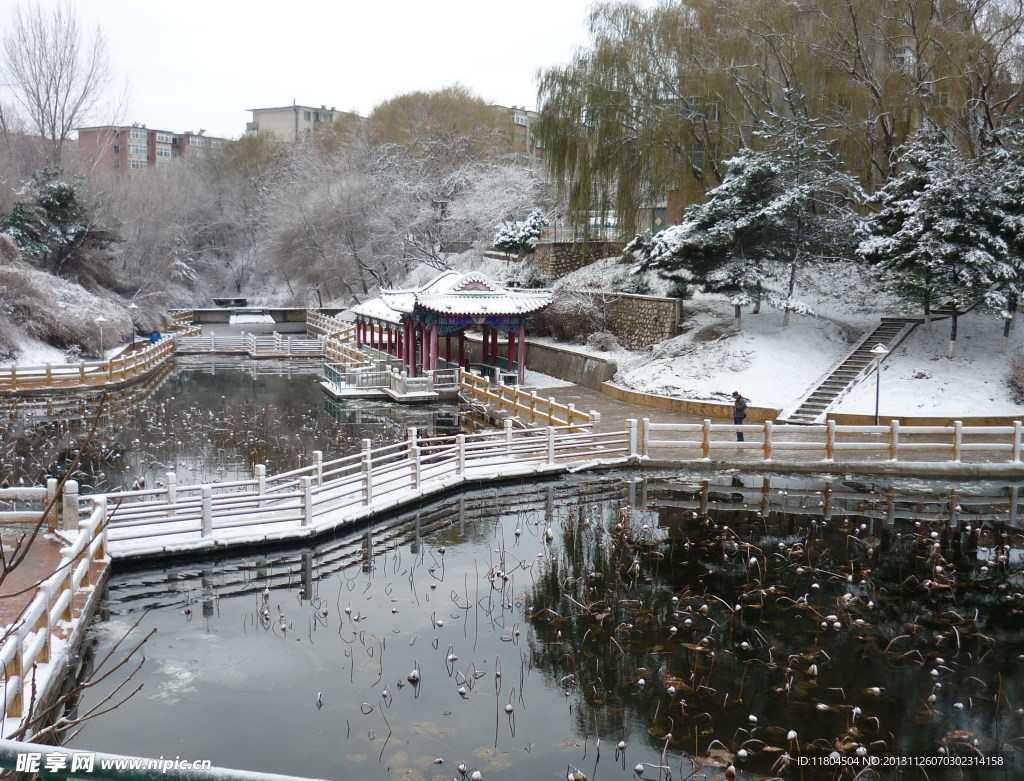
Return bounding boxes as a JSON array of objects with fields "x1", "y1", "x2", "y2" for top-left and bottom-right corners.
[{"x1": 76, "y1": 124, "x2": 228, "y2": 173}]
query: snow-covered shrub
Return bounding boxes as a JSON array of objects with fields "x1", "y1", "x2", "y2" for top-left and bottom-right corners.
[
  {"x1": 586, "y1": 331, "x2": 621, "y2": 352},
  {"x1": 532, "y1": 290, "x2": 605, "y2": 343},
  {"x1": 493, "y1": 209, "x2": 548, "y2": 258},
  {"x1": 1008, "y1": 349, "x2": 1024, "y2": 403}
]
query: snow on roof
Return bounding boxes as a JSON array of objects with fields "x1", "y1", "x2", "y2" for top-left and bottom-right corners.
[
  {"x1": 380, "y1": 271, "x2": 552, "y2": 316},
  {"x1": 351, "y1": 298, "x2": 403, "y2": 324}
]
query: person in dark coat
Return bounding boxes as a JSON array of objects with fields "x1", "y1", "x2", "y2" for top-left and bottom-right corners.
[
  {"x1": 732, "y1": 391, "x2": 747, "y2": 441},
  {"x1": 149, "y1": 330, "x2": 161, "y2": 344}
]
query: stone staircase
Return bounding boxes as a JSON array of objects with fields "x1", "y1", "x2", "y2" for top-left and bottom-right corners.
[{"x1": 782, "y1": 317, "x2": 919, "y2": 424}]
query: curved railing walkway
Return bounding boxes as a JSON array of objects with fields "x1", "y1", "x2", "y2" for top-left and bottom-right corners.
[{"x1": 39, "y1": 409, "x2": 1021, "y2": 563}]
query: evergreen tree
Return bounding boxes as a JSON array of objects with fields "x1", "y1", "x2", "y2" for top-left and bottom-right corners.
[
  {"x1": 0, "y1": 168, "x2": 111, "y2": 276},
  {"x1": 858, "y1": 133, "x2": 1014, "y2": 358},
  {"x1": 493, "y1": 209, "x2": 548, "y2": 259},
  {"x1": 985, "y1": 118, "x2": 1024, "y2": 351},
  {"x1": 628, "y1": 115, "x2": 863, "y2": 328}
]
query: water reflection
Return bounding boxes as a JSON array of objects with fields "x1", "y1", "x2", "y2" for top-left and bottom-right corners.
[
  {"x1": 69, "y1": 472, "x2": 1024, "y2": 780},
  {"x1": 0, "y1": 356, "x2": 460, "y2": 494}
]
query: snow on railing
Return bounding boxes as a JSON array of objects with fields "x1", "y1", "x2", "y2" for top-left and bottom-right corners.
[
  {"x1": 640, "y1": 418, "x2": 1024, "y2": 463},
  {"x1": 0, "y1": 494, "x2": 108, "y2": 727},
  {"x1": 0, "y1": 339, "x2": 175, "y2": 394},
  {"x1": 459, "y1": 370, "x2": 599, "y2": 431},
  {"x1": 83, "y1": 421, "x2": 632, "y2": 553},
  {"x1": 0, "y1": 480, "x2": 59, "y2": 531}
]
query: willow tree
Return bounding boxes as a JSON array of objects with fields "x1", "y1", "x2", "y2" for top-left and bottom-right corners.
[{"x1": 535, "y1": 0, "x2": 1024, "y2": 238}]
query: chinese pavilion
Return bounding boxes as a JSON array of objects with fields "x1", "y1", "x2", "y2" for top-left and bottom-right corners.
[{"x1": 350, "y1": 271, "x2": 552, "y2": 384}]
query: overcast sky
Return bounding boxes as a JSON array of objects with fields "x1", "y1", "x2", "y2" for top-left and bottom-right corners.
[{"x1": 33, "y1": 0, "x2": 657, "y2": 139}]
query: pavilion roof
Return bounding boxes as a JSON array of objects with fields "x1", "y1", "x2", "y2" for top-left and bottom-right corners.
[
  {"x1": 350, "y1": 297, "x2": 402, "y2": 325},
  {"x1": 380, "y1": 272, "x2": 552, "y2": 316}
]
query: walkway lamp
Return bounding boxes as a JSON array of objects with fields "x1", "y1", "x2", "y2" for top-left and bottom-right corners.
[
  {"x1": 128, "y1": 303, "x2": 139, "y2": 344},
  {"x1": 95, "y1": 316, "x2": 107, "y2": 357},
  {"x1": 870, "y1": 343, "x2": 889, "y2": 426}
]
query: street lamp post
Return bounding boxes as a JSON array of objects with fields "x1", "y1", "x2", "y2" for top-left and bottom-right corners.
[
  {"x1": 870, "y1": 343, "x2": 889, "y2": 426},
  {"x1": 128, "y1": 303, "x2": 139, "y2": 344},
  {"x1": 95, "y1": 316, "x2": 107, "y2": 358}
]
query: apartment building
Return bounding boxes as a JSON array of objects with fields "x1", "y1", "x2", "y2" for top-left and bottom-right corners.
[
  {"x1": 490, "y1": 105, "x2": 543, "y2": 161},
  {"x1": 245, "y1": 104, "x2": 360, "y2": 142},
  {"x1": 77, "y1": 124, "x2": 227, "y2": 173}
]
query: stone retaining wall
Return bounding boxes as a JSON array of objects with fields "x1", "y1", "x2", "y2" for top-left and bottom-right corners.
[
  {"x1": 601, "y1": 382, "x2": 782, "y2": 422},
  {"x1": 463, "y1": 335, "x2": 617, "y2": 390},
  {"x1": 595, "y1": 292, "x2": 681, "y2": 350},
  {"x1": 531, "y1": 241, "x2": 623, "y2": 280}
]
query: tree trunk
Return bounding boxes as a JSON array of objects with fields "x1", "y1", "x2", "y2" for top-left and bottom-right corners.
[
  {"x1": 734, "y1": 301, "x2": 742, "y2": 331},
  {"x1": 924, "y1": 297, "x2": 931, "y2": 331},
  {"x1": 752, "y1": 281, "x2": 762, "y2": 314},
  {"x1": 782, "y1": 257, "x2": 798, "y2": 327},
  {"x1": 948, "y1": 307, "x2": 958, "y2": 359}
]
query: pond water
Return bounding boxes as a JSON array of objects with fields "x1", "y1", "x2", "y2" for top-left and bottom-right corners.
[
  {"x1": 0, "y1": 355, "x2": 460, "y2": 493},
  {"x1": 66, "y1": 471, "x2": 1024, "y2": 781}
]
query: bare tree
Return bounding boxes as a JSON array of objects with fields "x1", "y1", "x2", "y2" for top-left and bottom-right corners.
[{"x1": 1, "y1": 1, "x2": 112, "y2": 166}]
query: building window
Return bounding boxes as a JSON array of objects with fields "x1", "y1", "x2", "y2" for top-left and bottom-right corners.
[
  {"x1": 156, "y1": 133, "x2": 172, "y2": 143},
  {"x1": 513, "y1": 112, "x2": 528, "y2": 125},
  {"x1": 129, "y1": 129, "x2": 147, "y2": 141},
  {"x1": 212, "y1": 140, "x2": 223, "y2": 149},
  {"x1": 128, "y1": 144, "x2": 147, "y2": 156},
  {"x1": 112, "y1": 145, "x2": 119, "y2": 154},
  {"x1": 187, "y1": 136, "x2": 204, "y2": 146},
  {"x1": 304, "y1": 111, "x2": 312, "y2": 121},
  {"x1": 129, "y1": 159, "x2": 147, "y2": 170},
  {"x1": 156, "y1": 148, "x2": 172, "y2": 158}
]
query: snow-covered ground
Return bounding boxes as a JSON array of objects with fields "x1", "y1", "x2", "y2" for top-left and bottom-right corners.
[{"x1": 837, "y1": 310, "x2": 1021, "y2": 416}]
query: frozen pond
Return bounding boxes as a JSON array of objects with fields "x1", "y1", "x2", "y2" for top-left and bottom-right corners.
[{"x1": 67, "y1": 472, "x2": 1024, "y2": 780}]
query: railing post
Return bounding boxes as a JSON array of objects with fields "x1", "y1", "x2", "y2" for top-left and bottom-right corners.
[
  {"x1": 411, "y1": 446, "x2": 421, "y2": 488},
  {"x1": 255, "y1": 464, "x2": 266, "y2": 494},
  {"x1": 62, "y1": 479, "x2": 80, "y2": 532},
  {"x1": 45, "y1": 362, "x2": 53, "y2": 387},
  {"x1": 825, "y1": 420, "x2": 836, "y2": 460},
  {"x1": 702, "y1": 419, "x2": 712, "y2": 459},
  {"x1": 300, "y1": 476, "x2": 313, "y2": 526},
  {"x1": 313, "y1": 450, "x2": 323, "y2": 486},
  {"x1": 456, "y1": 434, "x2": 466, "y2": 475},
  {"x1": 7, "y1": 624, "x2": 26, "y2": 717},
  {"x1": 78, "y1": 361, "x2": 85, "y2": 383},
  {"x1": 952, "y1": 420, "x2": 963, "y2": 462},
  {"x1": 93, "y1": 495, "x2": 108, "y2": 561},
  {"x1": 1014, "y1": 421, "x2": 1022, "y2": 463},
  {"x1": 763, "y1": 420, "x2": 773, "y2": 461},
  {"x1": 201, "y1": 486, "x2": 213, "y2": 537},
  {"x1": 504, "y1": 418, "x2": 513, "y2": 455},
  {"x1": 45, "y1": 477, "x2": 59, "y2": 532},
  {"x1": 530, "y1": 391, "x2": 538, "y2": 424},
  {"x1": 889, "y1": 420, "x2": 900, "y2": 461},
  {"x1": 626, "y1": 418, "x2": 638, "y2": 457},
  {"x1": 35, "y1": 579, "x2": 53, "y2": 663},
  {"x1": 165, "y1": 471, "x2": 177, "y2": 516},
  {"x1": 548, "y1": 397, "x2": 558, "y2": 425},
  {"x1": 547, "y1": 426, "x2": 556, "y2": 464},
  {"x1": 641, "y1": 418, "x2": 650, "y2": 457},
  {"x1": 590, "y1": 410, "x2": 601, "y2": 435},
  {"x1": 362, "y1": 438, "x2": 373, "y2": 505}
]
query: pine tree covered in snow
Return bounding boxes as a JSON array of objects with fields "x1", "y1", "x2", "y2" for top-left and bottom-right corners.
[
  {"x1": 493, "y1": 209, "x2": 548, "y2": 258},
  {"x1": 627, "y1": 114, "x2": 864, "y2": 328},
  {"x1": 985, "y1": 118, "x2": 1024, "y2": 351},
  {"x1": 0, "y1": 168, "x2": 111, "y2": 277},
  {"x1": 858, "y1": 132, "x2": 1015, "y2": 358}
]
